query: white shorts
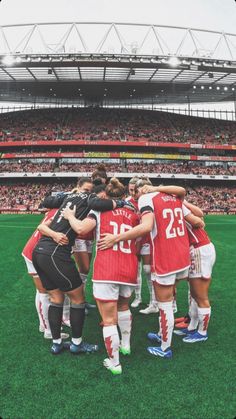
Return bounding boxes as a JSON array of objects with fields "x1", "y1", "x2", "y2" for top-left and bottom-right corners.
[
  {"x1": 72, "y1": 239, "x2": 93, "y2": 253},
  {"x1": 23, "y1": 256, "x2": 37, "y2": 276},
  {"x1": 140, "y1": 243, "x2": 151, "y2": 256},
  {"x1": 189, "y1": 243, "x2": 216, "y2": 279},
  {"x1": 93, "y1": 282, "x2": 135, "y2": 302},
  {"x1": 151, "y1": 268, "x2": 189, "y2": 286}
]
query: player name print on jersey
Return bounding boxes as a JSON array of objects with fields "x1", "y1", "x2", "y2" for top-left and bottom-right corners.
[{"x1": 92, "y1": 208, "x2": 139, "y2": 285}]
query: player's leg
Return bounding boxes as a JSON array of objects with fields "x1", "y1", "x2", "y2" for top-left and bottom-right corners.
[
  {"x1": 63, "y1": 261, "x2": 98, "y2": 354},
  {"x1": 73, "y1": 242, "x2": 96, "y2": 310},
  {"x1": 93, "y1": 283, "x2": 121, "y2": 375},
  {"x1": 183, "y1": 244, "x2": 215, "y2": 343},
  {"x1": 147, "y1": 274, "x2": 176, "y2": 359},
  {"x1": 183, "y1": 278, "x2": 211, "y2": 343},
  {"x1": 139, "y1": 253, "x2": 158, "y2": 314},
  {"x1": 23, "y1": 256, "x2": 49, "y2": 334},
  {"x1": 62, "y1": 294, "x2": 70, "y2": 327},
  {"x1": 48, "y1": 288, "x2": 65, "y2": 347},
  {"x1": 118, "y1": 287, "x2": 134, "y2": 355},
  {"x1": 131, "y1": 259, "x2": 142, "y2": 308},
  {"x1": 33, "y1": 275, "x2": 51, "y2": 337}
]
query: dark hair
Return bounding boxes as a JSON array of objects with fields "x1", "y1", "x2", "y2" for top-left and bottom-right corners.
[
  {"x1": 91, "y1": 164, "x2": 108, "y2": 182},
  {"x1": 77, "y1": 177, "x2": 92, "y2": 187},
  {"x1": 92, "y1": 184, "x2": 106, "y2": 195},
  {"x1": 92, "y1": 177, "x2": 103, "y2": 186},
  {"x1": 105, "y1": 177, "x2": 125, "y2": 199}
]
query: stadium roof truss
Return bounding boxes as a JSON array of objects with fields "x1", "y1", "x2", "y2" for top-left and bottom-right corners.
[{"x1": 0, "y1": 22, "x2": 236, "y2": 104}]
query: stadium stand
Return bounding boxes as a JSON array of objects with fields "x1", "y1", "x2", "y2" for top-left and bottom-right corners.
[
  {"x1": 0, "y1": 160, "x2": 236, "y2": 175},
  {"x1": 0, "y1": 108, "x2": 235, "y2": 145}
]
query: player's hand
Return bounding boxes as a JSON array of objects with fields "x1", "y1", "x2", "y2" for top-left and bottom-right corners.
[
  {"x1": 61, "y1": 205, "x2": 76, "y2": 220},
  {"x1": 140, "y1": 185, "x2": 156, "y2": 194},
  {"x1": 97, "y1": 233, "x2": 117, "y2": 250},
  {"x1": 52, "y1": 232, "x2": 69, "y2": 245}
]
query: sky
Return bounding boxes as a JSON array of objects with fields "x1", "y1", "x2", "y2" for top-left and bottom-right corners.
[{"x1": 0, "y1": 0, "x2": 235, "y2": 34}]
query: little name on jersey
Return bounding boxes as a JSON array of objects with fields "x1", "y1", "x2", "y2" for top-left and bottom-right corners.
[{"x1": 112, "y1": 209, "x2": 132, "y2": 220}]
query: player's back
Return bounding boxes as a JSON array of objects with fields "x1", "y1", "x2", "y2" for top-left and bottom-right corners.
[
  {"x1": 92, "y1": 207, "x2": 139, "y2": 285},
  {"x1": 140, "y1": 192, "x2": 190, "y2": 276},
  {"x1": 186, "y1": 223, "x2": 211, "y2": 248}
]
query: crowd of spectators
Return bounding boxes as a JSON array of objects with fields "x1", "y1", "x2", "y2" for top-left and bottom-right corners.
[
  {"x1": 187, "y1": 186, "x2": 236, "y2": 212},
  {"x1": 0, "y1": 159, "x2": 235, "y2": 176},
  {"x1": 0, "y1": 182, "x2": 235, "y2": 213},
  {"x1": 0, "y1": 182, "x2": 74, "y2": 211},
  {"x1": 0, "y1": 107, "x2": 235, "y2": 145}
]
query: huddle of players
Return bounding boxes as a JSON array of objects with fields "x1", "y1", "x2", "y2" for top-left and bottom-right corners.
[{"x1": 22, "y1": 167, "x2": 216, "y2": 375}]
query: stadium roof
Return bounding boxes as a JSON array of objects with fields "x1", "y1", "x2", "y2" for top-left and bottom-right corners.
[{"x1": 0, "y1": 22, "x2": 236, "y2": 105}]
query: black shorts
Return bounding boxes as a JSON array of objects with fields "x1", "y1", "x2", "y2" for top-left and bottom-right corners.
[{"x1": 32, "y1": 250, "x2": 82, "y2": 292}]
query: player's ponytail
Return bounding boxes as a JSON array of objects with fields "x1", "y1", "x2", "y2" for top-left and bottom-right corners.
[{"x1": 106, "y1": 177, "x2": 125, "y2": 199}]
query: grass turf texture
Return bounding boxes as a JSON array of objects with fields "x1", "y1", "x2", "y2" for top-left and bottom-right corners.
[{"x1": 0, "y1": 214, "x2": 235, "y2": 419}]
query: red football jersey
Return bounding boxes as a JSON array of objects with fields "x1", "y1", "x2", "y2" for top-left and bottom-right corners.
[
  {"x1": 138, "y1": 192, "x2": 190, "y2": 276},
  {"x1": 186, "y1": 223, "x2": 211, "y2": 248},
  {"x1": 126, "y1": 196, "x2": 139, "y2": 211},
  {"x1": 22, "y1": 208, "x2": 58, "y2": 261},
  {"x1": 90, "y1": 207, "x2": 140, "y2": 285}
]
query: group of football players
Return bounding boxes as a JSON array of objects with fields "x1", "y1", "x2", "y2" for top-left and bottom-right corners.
[{"x1": 22, "y1": 165, "x2": 216, "y2": 375}]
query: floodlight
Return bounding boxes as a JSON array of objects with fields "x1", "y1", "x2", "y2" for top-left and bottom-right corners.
[
  {"x1": 168, "y1": 57, "x2": 180, "y2": 67},
  {"x1": 2, "y1": 55, "x2": 15, "y2": 66}
]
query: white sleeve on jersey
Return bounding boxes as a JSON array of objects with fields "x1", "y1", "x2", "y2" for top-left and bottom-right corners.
[
  {"x1": 87, "y1": 209, "x2": 99, "y2": 222},
  {"x1": 138, "y1": 192, "x2": 157, "y2": 213}
]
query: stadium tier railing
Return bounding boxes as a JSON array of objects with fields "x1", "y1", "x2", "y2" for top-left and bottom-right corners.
[
  {"x1": 0, "y1": 172, "x2": 236, "y2": 181},
  {"x1": 1, "y1": 152, "x2": 236, "y2": 162},
  {"x1": 0, "y1": 140, "x2": 236, "y2": 151}
]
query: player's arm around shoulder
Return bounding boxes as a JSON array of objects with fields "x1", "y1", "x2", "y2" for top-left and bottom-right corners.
[
  {"x1": 183, "y1": 200, "x2": 204, "y2": 217},
  {"x1": 140, "y1": 184, "x2": 186, "y2": 199},
  {"x1": 182, "y1": 202, "x2": 205, "y2": 228},
  {"x1": 61, "y1": 205, "x2": 96, "y2": 235},
  {"x1": 37, "y1": 219, "x2": 69, "y2": 245}
]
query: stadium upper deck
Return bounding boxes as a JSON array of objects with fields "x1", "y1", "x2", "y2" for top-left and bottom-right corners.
[{"x1": 0, "y1": 108, "x2": 235, "y2": 147}]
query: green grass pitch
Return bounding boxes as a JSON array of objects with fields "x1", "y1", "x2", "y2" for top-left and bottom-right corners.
[{"x1": 0, "y1": 214, "x2": 235, "y2": 419}]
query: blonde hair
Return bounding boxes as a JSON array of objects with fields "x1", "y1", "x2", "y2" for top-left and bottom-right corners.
[
  {"x1": 105, "y1": 177, "x2": 125, "y2": 199},
  {"x1": 129, "y1": 176, "x2": 139, "y2": 185},
  {"x1": 135, "y1": 177, "x2": 152, "y2": 190}
]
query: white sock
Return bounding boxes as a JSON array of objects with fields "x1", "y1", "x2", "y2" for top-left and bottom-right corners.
[
  {"x1": 63, "y1": 294, "x2": 70, "y2": 323},
  {"x1": 35, "y1": 290, "x2": 45, "y2": 331},
  {"x1": 53, "y1": 338, "x2": 62, "y2": 344},
  {"x1": 72, "y1": 337, "x2": 82, "y2": 345},
  {"x1": 158, "y1": 301, "x2": 174, "y2": 351},
  {"x1": 187, "y1": 285, "x2": 191, "y2": 312},
  {"x1": 188, "y1": 298, "x2": 199, "y2": 331},
  {"x1": 103, "y1": 325, "x2": 120, "y2": 366},
  {"x1": 118, "y1": 310, "x2": 132, "y2": 349},
  {"x1": 135, "y1": 261, "x2": 142, "y2": 300},
  {"x1": 198, "y1": 306, "x2": 211, "y2": 336},
  {"x1": 40, "y1": 293, "x2": 51, "y2": 333}
]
